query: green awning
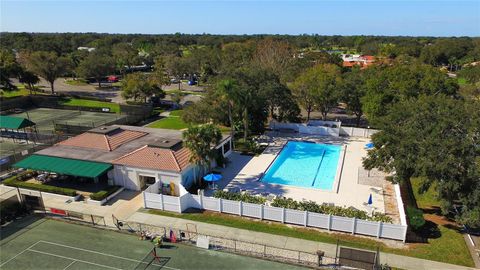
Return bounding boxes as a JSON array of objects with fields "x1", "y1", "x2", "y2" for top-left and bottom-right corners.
[
  {"x1": 13, "y1": 155, "x2": 112, "y2": 178},
  {"x1": 0, "y1": 116, "x2": 36, "y2": 129}
]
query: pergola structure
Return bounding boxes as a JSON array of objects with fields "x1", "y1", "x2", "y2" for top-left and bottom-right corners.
[{"x1": 13, "y1": 154, "x2": 112, "y2": 183}]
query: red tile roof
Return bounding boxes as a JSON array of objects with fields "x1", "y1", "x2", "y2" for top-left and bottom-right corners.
[
  {"x1": 112, "y1": 146, "x2": 191, "y2": 172},
  {"x1": 342, "y1": 61, "x2": 359, "y2": 67},
  {"x1": 58, "y1": 129, "x2": 147, "y2": 151}
]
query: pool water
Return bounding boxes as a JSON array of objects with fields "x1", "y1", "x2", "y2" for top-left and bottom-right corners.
[{"x1": 262, "y1": 141, "x2": 341, "y2": 190}]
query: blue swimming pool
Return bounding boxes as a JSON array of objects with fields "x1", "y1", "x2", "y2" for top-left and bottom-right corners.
[{"x1": 262, "y1": 141, "x2": 341, "y2": 190}]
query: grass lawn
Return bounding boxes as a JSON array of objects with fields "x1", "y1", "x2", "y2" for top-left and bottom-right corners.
[
  {"x1": 458, "y1": 77, "x2": 468, "y2": 85},
  {"x1": 148, "y1": 205, "x2": 474, "y2": 267},
  {"x1": 409, "y1": 177, "x2": 474, "y2": 267},
  {"x1": 169, "y1": 110, "x2": 184, "y2": 117},
  {"x1": 147, "y1": 116, "x2": 189, "y2": 130},
  {"x1": 64, "y1": 78, "x2": 88, "y2": 86},
  {"x1": 147, "y1": 110, "x2": 189, "y2": 130},
  {"x1": 58, "y1": 98, "x2": 121, "y2": 113},
  {"x1": 1, "y1": 85, "x2": 44, "y2": 98}
]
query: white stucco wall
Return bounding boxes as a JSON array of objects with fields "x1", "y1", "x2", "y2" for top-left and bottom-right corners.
[
  {"x1": 113, "y1": 164, "x2": 203, "y2": 194},
  {"x1": 113, "y1": 137, "x2": 232, "y2": 193},
  {"x1": 113, "y1": 165, "x2": 182, "y2": 193}
]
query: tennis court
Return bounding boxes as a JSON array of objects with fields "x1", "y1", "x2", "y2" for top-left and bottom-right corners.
[
  {"x1": 0, "y1": 140, "x2": 34, "y2": 157},
  {"x1": 0, "y1": 217, "x2": 305, "y2": 270},
  {"x1": 12, "y1": 108, "x2": 123, "y2": 133}
]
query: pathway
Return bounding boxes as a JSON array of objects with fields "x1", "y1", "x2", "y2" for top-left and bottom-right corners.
[
  {"x1": 126, "y1": 211, "x2": 478, "y2": 270},
  {"x1": 42, "y1": 190, "x2": 143, "y2": 227}
]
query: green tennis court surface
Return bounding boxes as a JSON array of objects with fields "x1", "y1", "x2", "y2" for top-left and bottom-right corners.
[
  {"x1": 0, "y1": 217, "x2": 305, "y2": 270},
  {"x1": 0, "y1": 140, "x2": 34, "y2": 157},
  {"x1": 12, "y1": 108, "x2": 122, "y2": 132}
]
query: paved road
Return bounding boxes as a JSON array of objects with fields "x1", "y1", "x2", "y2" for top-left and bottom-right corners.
[
  {"x1": 13, "y1": 77, "x2": 124, "y2": 103},
  {"x1": 13, "y1": 77, "x2": 204, "y2": 105}
]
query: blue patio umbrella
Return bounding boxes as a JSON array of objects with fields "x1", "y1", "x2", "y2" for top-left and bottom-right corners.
[
  {"x1": 368, "y1": 193, "x2": 373, "y2": 205},
  {"x1": 203, "y1": 173, "x2": 222, "y2": 182},
  {"x1": 203, "y1": 173, "x2": 222, "y2": 190}
]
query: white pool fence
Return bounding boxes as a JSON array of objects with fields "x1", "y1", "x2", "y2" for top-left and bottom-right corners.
[{"x1": 143, "y1": 189, "x2": 407, "y2": 242}]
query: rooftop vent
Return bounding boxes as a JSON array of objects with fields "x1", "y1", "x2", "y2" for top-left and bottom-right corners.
[
  {"x1": 148, "y1": 139, "x2": 182, "y2": 150},
  {"x1": 88, "y1": 126, "x2": 121, "y2": 135}
]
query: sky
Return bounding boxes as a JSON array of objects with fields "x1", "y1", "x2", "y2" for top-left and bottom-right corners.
[{"x1": 1, "y1": 1, "x2": 479, "y2": 36}]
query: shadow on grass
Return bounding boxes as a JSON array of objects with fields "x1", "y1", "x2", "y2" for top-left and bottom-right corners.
[
  {"x1": 407, "y1": 220, "x2": 442, "y2": 243},
  {"x1": 420, "y1": 220, "x2": 442, "y2": 240}
]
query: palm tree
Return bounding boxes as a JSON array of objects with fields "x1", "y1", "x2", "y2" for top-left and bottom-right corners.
[
  {"x1": 232, "y1": 86, "x2": 254, "y2": 142},
  {"x1": 183, "y1": 124, "x2": 222, "y2": 185},
  {"x1": 217, "y1": 79, "x2": 237, "y2": 142}
]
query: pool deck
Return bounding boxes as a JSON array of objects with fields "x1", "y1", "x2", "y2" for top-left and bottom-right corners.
[{"x1": 210, "y1": 132, "x2": 400, "y2": 222}]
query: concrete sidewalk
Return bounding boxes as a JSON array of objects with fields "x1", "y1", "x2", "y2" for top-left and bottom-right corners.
[
  {"x1": 127, "y1": 211, "x2": 477, "y2": 270},
  {"x1": 42, "y1": 190, "x2": 143, "y2": 227}
]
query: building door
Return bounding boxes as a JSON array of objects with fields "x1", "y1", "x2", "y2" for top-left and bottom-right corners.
[{"x1": 139, "y1": 175, "x2": 156, "y2": 190}]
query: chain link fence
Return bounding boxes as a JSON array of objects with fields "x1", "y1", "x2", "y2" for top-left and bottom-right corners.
[{"x1": 112, "y1": 218, "x2": 338, "y2": 268}]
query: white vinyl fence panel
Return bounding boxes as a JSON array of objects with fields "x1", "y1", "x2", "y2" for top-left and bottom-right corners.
[
  {"x1": 191, "y1": 194, "x2": 202, "y2": 206},
  {"x1": 263, "y1": 206, "x2": 283, "y2": 222},
  {"x1": 163, "y1": 195, "x2": 181, "y2": 212},
  {"x1": 331, "y1": 216, "x2": 353, "y2": 232},
  {"x1": 284, "y1": 209, "x2": 305, "y2": 226},
  {"x1": 142, "y1": 192, "x2": 407, "y2": 241},
  {"x1": 242, "y1": 202, "x2": 262, "y2": 218},
  {"x1": 380, "y1": 223, "x2": 407, "y2": 239},
  {"x1": 143, "y1": 192, "x2": 181, "y2": 213},
  {"x1": 355, "y1": 219, "x2": 380, "y2": 236},
  {"x1": 339, "y1": 127, "x2": 379, "y2": 138},
  {"x1": 202, "y1": 196, "x2": 219, "y2": 211},
  {"x1": 222, "y1": 199, "x2": 240, "y2": 215},
  {"x1": 306, "y1": 212, "x2": 330, "y2": 228}
]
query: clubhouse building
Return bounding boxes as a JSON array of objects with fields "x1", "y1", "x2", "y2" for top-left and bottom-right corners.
[{"x1": 14, "y1": 125, "x2": 232, "y2": 195}]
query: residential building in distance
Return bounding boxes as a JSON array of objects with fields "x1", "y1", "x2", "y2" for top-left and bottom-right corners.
[{"x1": 341, "y1": 54, "x2": 376, "y2": 68}]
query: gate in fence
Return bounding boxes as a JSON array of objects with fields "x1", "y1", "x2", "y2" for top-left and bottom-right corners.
[{"x1": 338, "y1": 247, "x2": 378, "y2": 270}]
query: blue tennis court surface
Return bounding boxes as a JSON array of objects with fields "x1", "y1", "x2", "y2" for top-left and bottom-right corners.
[{"x1": 262, "y1": 141, "x2": 341, "y2": 190}]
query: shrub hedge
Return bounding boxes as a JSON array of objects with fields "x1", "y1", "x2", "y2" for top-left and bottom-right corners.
[
  {"x1": 272, "y1": 197, "x2": 393, "y2": 223},
  {"x1": 90, "y1": 185, "x2": 122, "y2": 201},
  {"x1": 213, "y1": 190, "x2": 266, "y2": 204},
  {"x1": 213, "y1": 191, "x2": 393, "y2": 223},
  {"x1": 3, "y1": 173, "x2": 77, "y2": 197},
  {"x1": 406, "y1": 206, "x2": 426, "y2": 231}
]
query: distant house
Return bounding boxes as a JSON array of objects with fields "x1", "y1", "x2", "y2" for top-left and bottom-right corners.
[
  {"x1": 341, "y1": 54, "x2": 375, "y2": 68},
  {"x1": 77, "y1": 47, "x2": 96, "y2": 52}
]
